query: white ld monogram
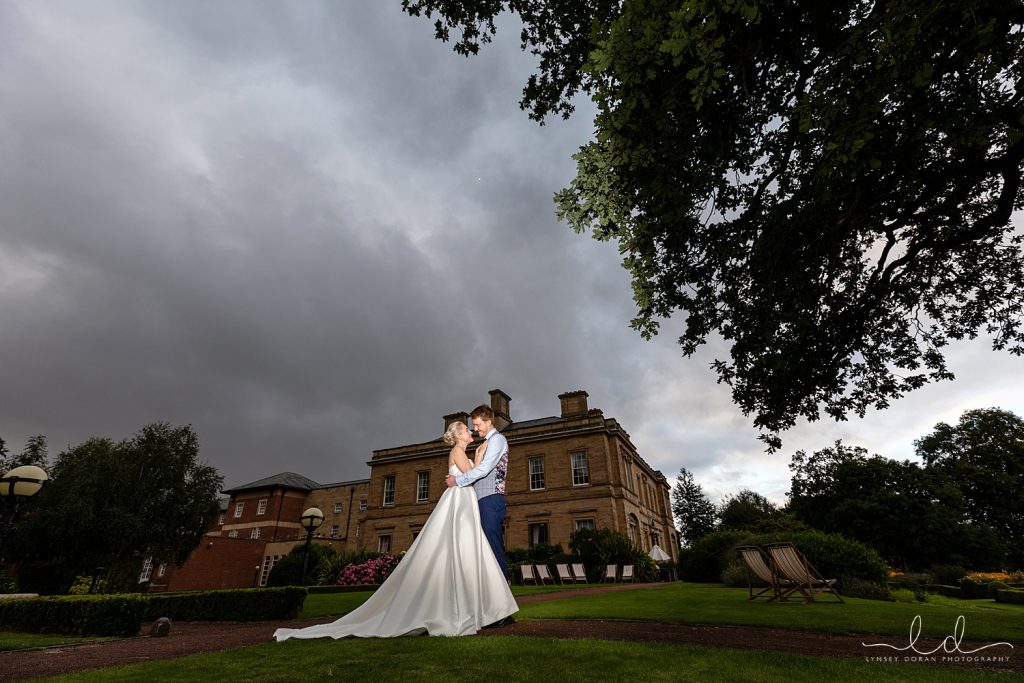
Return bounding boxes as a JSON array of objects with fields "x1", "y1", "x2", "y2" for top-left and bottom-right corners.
[{"x1": 862, "y1": 615, "x2": 1014, "y2": 655}]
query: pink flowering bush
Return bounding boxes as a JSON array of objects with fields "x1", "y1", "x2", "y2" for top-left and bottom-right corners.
[{"x1": 336, "y1": 553, "x2": 401, "y2": 585}]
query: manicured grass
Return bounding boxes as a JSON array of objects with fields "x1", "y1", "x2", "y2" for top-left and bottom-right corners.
[
  {"x1": 0, "y1": 631, "x2": 101, "y2": 651},
  {"x1": 9, "y1": 583, "x2": 1021, "y2": 682},
  {"x1": 26, "y1": 635, "x2": 1012, "y2": 683},
  {"x1": 303, "y1": 582, "x2": 1024, "y2": 643}
]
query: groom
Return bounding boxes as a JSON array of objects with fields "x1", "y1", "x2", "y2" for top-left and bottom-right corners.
[{"x1": 445, "y1": 404, "x2": 510, "y2": 580}]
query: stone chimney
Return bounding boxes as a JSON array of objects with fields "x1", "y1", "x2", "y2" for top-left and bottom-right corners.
[
  {"x1": 488, "y1": 389, "x2": 512, "y2": 430},
  {"x1": 559, "y1": 390, "x2": 589, "y2": 418},
  {"x1": 443, "y1": 412, "x2": 470, "y2": 435}
]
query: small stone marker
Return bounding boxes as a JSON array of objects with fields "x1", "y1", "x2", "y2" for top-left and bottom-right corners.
[{"x1": 149, "y1": 617, "x2": 172, "y2": 637}]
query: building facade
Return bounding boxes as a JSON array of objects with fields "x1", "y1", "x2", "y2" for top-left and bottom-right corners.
[{"x1": 158, "y1": 389, "x2": 676, "y2": 591}]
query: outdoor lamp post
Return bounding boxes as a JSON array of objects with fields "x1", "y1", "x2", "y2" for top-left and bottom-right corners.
[
  {"x1": 0, "y1": 465, "x2": 49, "y2": 544},
  {"x1": 299, "y1": 506, "x2": 324, "y2": 585}
]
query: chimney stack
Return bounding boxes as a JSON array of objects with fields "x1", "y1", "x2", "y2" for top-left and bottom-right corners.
[
  {"x1": 488, "y1": 389, "x2": 512, "y2": 430},
  {"x1": 443, "y1": 412, "x2": 469, "y2": 435},
  {"x1": 558, "y1": 390, "x2": 589, "y2": 418}
]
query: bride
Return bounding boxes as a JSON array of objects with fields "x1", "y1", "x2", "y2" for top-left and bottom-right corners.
[{"x1": 274, "y1": 421, "x2": 518, "y2": 640}]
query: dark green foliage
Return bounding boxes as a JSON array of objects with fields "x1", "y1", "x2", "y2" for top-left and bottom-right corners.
[
  {"x1": 405, "y1": 1, "x2": 1024, "y2": 451},
  {"x1": 672, "y1": 467, "x2": 718, "y2": 544},
  {"x1": 507, "y1": 543, "x2": 569, "y2": 584},
  {"x1": 266, "y1": 543, "x2": 337, "y2": 587},
  {"x1": 307, "y1": 584, "x2": 381, "y2": 594},
  {"x1": 959, "y1": 577, "x2": 988, "y2": 600},
  {"x1": 923, "y1": 584, "x2": 962, "y2": 599},
  {"x1": 0, "y1": 434, "x2": 49, "y2": 472},
  {"x1": 6, "y1": 423, "x2": 223, "y2": 592},
  {"x1": 995, "y1": 588, "x2": 1024, "y2": 604},
  {"x1": 142, "y1": 587, "x2": 306, "y2": 621},
  {"x1": 842, "y1": 579, "x2": 893, "y2": 601},
  {"x1": 681, "y1": 529, "x2": 887, "y2": 585},
  {"x1": 987, "y1": 580, "x2": 1011, "y2": 600},
  {"x1": 0, "y1": 595, "x2": 146, "y2": 637},
  {"x1": 927, "y1": 565, "x2": 968, "y2": 586},
  {"x1": 788, "y1": 441, "x2": 995, "y2": 569},
  {"x1": 759, "y1": 530, "x2": 888, "y2": 586},
  {"x1": 718, "y1": 490, "x2": 779, "y2": 531},
  {"x1": 678, "y1": 530, "x2": 750, "y2": 582},
  {"x1": 570, "y1": 528, "x2": 658, "y2": 582},
  {"x1": 916, "y1": 408, "x2": 1024, "y2": 568},
  {"x1": 719, "y1": 562, "x2": 753, "y2": 588}
]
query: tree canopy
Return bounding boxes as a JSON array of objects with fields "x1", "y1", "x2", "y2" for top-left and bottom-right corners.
[
  {"x1": 671, "y1": 467, "x2": 718, "y2": 544},
  {"x1": 788, "y1": 440, "x2": 1006, "y2": 569},
  {"x1": 7, "y1": 423, "x2": 223, "y2": 593},
  {"x1": 404, "y1": 0, "x2": 1024, "y2": 448},
  {"x1": 915, "y1": 407, "x2": 1024, "y2": 567}
]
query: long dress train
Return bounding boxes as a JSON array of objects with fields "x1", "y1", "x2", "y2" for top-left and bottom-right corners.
[{"x1": 273, "y1": 466, "x2": 518, "y2": 639}]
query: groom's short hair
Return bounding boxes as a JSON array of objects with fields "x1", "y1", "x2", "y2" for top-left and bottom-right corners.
[{"x1": 470, "y1": 404, "x2": 494, "y2": 420}]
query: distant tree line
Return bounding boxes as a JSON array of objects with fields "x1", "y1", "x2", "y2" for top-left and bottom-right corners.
[
  {"x1": 672, "y1": 407, "x2": 1024, "y2": 571},
  {"x1": 1, "y1": 423, "x2": 223, "y2": 594}
]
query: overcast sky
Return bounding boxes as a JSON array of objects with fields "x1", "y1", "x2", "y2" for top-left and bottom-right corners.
[{"x1": 2, "y1": 1, "x2": 1021, "y2": 506}]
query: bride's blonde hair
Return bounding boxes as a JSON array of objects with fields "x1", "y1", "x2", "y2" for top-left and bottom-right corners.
[{"x1": 442, "y1": 421, "x2": 465, "y2": 446}]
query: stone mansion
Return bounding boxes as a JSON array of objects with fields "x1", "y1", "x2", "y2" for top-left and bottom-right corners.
[{"x1": 152, "y1": 389, "x2": 677, "y2": 591}]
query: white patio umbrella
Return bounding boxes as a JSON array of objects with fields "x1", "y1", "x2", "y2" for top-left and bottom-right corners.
[{"x1": 649, "y1": 544, "x2": 671, "y2": 562}]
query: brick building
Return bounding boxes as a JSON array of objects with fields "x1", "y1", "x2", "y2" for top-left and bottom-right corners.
[{"x1": 157, "y1": 389, "x2": 676, "y2": 591}]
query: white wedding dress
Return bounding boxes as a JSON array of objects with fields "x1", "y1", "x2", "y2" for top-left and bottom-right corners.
[{"x1": 274, "y1": 466, "x2": 518, "y2": 640}]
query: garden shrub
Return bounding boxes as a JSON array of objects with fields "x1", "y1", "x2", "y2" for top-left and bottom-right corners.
[
  {"x1": 678, "y1": 530, "x2": 750, "y2": 582},
  {"x1": 0, "y1": 595, "x2": 146, "y2": 636},
  {"x1": 719, "y1": 562, "x2": 751, "y2": 588},
  {"x1": 507, "y1": 544, "x2": 570, "y2": 583},
  {"x1": 959, "y1": 576, "x2": 987, "y2": 599},
  {"x1": 307, "y1": 584, "x2": 381, "y2": 594},
  {"x1": 842, "y1": 579, "x2": 893, "y2": 601},
  {"x1": 570, "y1": 528, "x2": 658, "y2": 582},
  {"x1": 266, "y1": 543, "x2": 338, "y2": 587},
  {"x1": 986, "y1": 580, "x2": 1010, "y2": 600},
  {"x1": 922, "y1": 584, "x2": 962, "y2": 598},
  {"x1": 995, "y1": 589, "x2": 1024, "y2": 605},
  {"x1": 336, "y1": 553, "x2": 401, "y2": 585},
  {"x1": 927, "y1": 564, "x2": 967, "y2": 586},
  {"x1": 681, "y1": 529, "x2": 887, "y2": 586},
  {"x1": 142, "y1": 587, "x2": 306, "y2": 621}
]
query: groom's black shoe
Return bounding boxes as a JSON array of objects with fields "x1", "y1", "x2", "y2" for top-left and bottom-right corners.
[{"x1": 484, "y1": 616, "x2": 516, "y2": 628}]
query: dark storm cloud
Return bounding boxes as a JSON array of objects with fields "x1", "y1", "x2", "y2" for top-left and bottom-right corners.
[{"x1": 2, "y1": 1, "x2": 1021, "y2": 503}]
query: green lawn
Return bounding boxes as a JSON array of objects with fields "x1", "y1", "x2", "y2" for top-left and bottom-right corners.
[
  {"x1": 23, "y1": 635, "x2": 1012, "y2": 683},
  {"x1": 7, "y1": 583, "x2": 1022, "y2": 682},
  {"x1": 301, "y1": 582, "x2": 1024, "y2": 643},
  {"x1": 0, "y1": 632, "x2": 104, "y2": 652}
]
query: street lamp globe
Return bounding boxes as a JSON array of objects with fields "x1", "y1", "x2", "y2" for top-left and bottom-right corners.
[
  {"x1": 299, "y1": 507, "x2": 325, "y2": 586},
  {"x1": 1, "y1": 465, "x2": 50, "y2": 543},
  {"x1": 300, "y1": 507, "x2": 325, "y2": 532},
  {"x1": 0, "y1": 465, "x2": 49, "y2": 499}
]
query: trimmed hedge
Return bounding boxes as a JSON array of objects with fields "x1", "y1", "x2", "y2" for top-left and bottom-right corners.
[
  {"x1": 142, "y1": 587, "x2": 307, "y2": 621},
  {"x1": 680, "y1": 529, "x2": 887, "y2": 585},
  {"x1": 922, "y1": 584, "x2": 962, "y2": 598},
  {"x1": 0, "y1": 587, "x2": 308, "y2": 636},
  {"x1": 0, "y1": 595, "x2": 147, "y2": 637},
  {"x1": 307, "y1": 584, "x2": 379, "y2": 594},
  {"x1": 995, "y1": 589, "x2": 1024, "y2": 605}
]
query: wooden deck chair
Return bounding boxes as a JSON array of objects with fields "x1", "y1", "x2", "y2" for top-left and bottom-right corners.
[
  {"x1": 602, "y1": 564, "x2": 617, "y2": 583},
  {"x1": 620, "y1": 565, "x2": 635, "y2": 583},
  {"x1": 520, "y1": 564, "x2": 537, "y2": 585},
  {"x1": 555, "y1": 563, "x2": 573, "y2": 584},
  {"x1": 737, "y1": 545, "x2": 785, "y2": 601},
  {"x1": 766, "y1": 543, "x2": 844, "y2": 603},
  {"x1": 535, "y1": 564, "x2": 556, "y2": 585},
  {"x1": 570, "y1": 563, "x2": 588, "y2": 583}
]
